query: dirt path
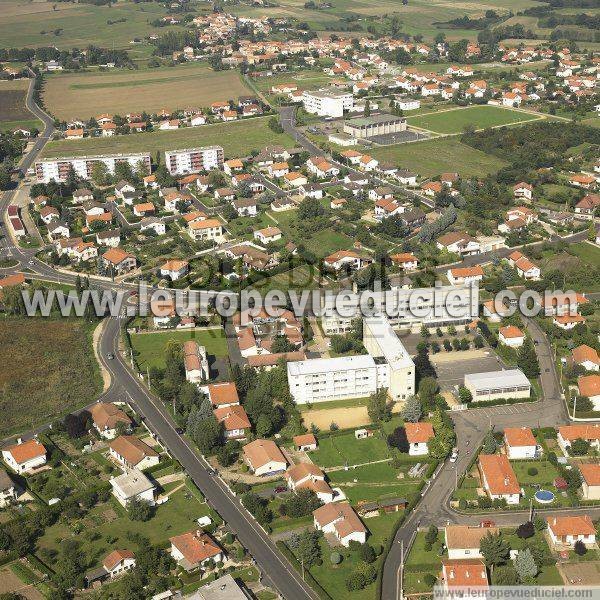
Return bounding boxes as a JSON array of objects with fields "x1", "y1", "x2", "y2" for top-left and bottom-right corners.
[{"x1": 93, "y1": 319, "x2": 111, "y2": 392}]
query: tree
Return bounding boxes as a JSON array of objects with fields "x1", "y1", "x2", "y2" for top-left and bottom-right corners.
[
  {"x1": 492, "y1": 564, "x2": 520, "y2": 585},
  {"x1": 293, "y1": 530, "x2": 321, "y2": 572},
  {"x1": 241, "y1": 492, "x2": 272, "y2": 525},
  {"x1": 187, "y1": 411, "x2": 222, "y2": 455},
  {"x1": 413, "y1": 347, "x2": 436, "y2": 381},
  {"x1": 359, "y1": 544, "x2": 376, "y2": 564},
  {"x1": 458, "y1": 386, "x2": 472, "y2": 404},
  {"x1": 387, "y1": 427, "x2": 409, "y2": 453},
  {"x1": 401, "y1": 395, "x2": 422, "y2": 423},
  {"x1": 515, "y1": 548, "x2": 538, "y2": 582},
  {"x1": 482, "y1": 430, "x2": 498, "y2": 454},
  {"x1": 424, "y1": 524, "x2": 438, "y2": 550},
  {"x1": 127, "y1": 498, "x2": 153, "y2": 522},
  {"x1": 418, "y1": 377, "x2": 438, "y2": 411},
  {"x1": 574, "y1": 540, "x2": 587, "y2": 556},
  {"x1": 367, "y1": 389, "x2": 391, "y2": 423},
  {"x1": 282, "y1": 489, "x2": 321, "y2": 518},
  {"x1": 298, "y1": 196, "x2": 325, "y2": 220},
  {"x1": 516, "y1": 521, "x2": 535, "y2": 539},
  {"x1": 570, "y1": 437, "x2": 590, "y2": 456},
  {"x1": 479, "y1": 532, "x2": 510, "y2": 571},
  {"x1": 518, "y1": 338, "x2": 540, "y2": 378},
  {"x1": 0, "y1": 166, "x2": 11, "y2": 191}
]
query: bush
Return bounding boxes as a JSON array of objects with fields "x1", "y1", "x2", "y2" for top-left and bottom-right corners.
[
  {"x1": 574, "y1": 540, "x2": 587, "y2": 556},
  {"x1": 458, "y1": 498, "x2": 467, "y2": 510},
  {"x1": 527, "y1": 467, "x2": 538, "y2": 476},
  {"x1": 330, "y1": 552, "x2": 342, "y2": 565},
  {"x1": 516, "y1": 521, "x2": 535, "y2": 539},
  {"x1": 424, "y1": 573, "x2": 437, "y2": 587},
  {"x1": 359, "y1": 544, "x2": 376, "y2": 564}
]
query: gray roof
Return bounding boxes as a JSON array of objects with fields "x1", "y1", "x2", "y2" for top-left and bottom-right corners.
[
  {"x1": 110, "y1": 469, "x2": 155, "y2": 499},
  {"x1": 464, "y1": 369, "x2": 530, "y2": 391},
  {"x1": 345, "y1": 113, "x2": 406, "y2": 128},
  {"x1": 186, "y1": 574, "x2": 248, "y2": 600}
]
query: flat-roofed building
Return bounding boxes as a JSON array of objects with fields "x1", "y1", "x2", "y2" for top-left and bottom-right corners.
[
  {"x1": 302, "y1": 89, "x2": 354, "y2": 118},
  {"x1": 343, "y1": 114, "x2": 407, "y2": 139},
  {"x1": 464, "y1": 369, "x2": 530, "y2": 403},
  {"x1": 165, "y1": 146, "x2": 224, "y2": 176},
  {"x1": 35, "y1": 153, "x2": 151, "y2": 183}
]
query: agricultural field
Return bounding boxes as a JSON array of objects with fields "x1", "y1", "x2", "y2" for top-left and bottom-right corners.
[
  {"x1": 231, "y1": 0, "x2": 539, "y2": 41},
  {"x1": 41, "y1": 116, "x2": 296, "y2": 159},
  {"x1": 370, "y1": 137, "x2": 508, "y2": 178},
  {"x1": 539, "y1": 242, "x2": 600, "y2": 293},
  {"x1": 43, "y1": 64, "x2": 253, "y2": 121},
  {"x1": 406, "y1": 105, "x2": 542, "y2": 135},
  {"x1": 0, "y1": 317, "x2": 102, "y2": 437},
  {"x1": 0, "y1": 78, "x2": 40, "y2": 131},
  {"x1": 130, "y1": 328, "x2": 229, "y2": 370},
  {"x1": 252, "y1": 68, "x2": 336, "y2": 95},
  {"x1": 0, "y1": 0, "x2": 184, "y2": 57}
]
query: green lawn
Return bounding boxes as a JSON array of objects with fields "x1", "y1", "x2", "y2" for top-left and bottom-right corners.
[
  {"x1": 570, "y1": 242, "x2": 600, "y2": 267},
  {"x1": 370, "y1": 137, "x2": 508, "y2": 178},
  {"x1": 407, "y1": 106, "x2": 541, "y2": 135},
  {"x1": 41, "y1": 116, "x2": 295, "y2": 159},
  {"x1": 36, "y1": 481, "x2": 212, "y2": 569},
  {"x1": 404, "y1": 531, "x2": 444, "y2": 593},
  {"x1": 310, "y1": 432, "x2": 391, "y2": 468},
  {"x1": 130, "y1": 328, "x2": 228, "y2": 370}
]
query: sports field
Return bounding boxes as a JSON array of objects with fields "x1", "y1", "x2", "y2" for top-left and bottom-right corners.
[
  {"x1": 407, "y1": 105, "x2": 542, "y2": 135},
  {"x1": 43, "y1": 64, "x2": 253, "y2": 121},
  {"x1": 41, "y1": 116, "x2": 296, "y2": 159},
  {"x1": 371, "y1": 137, "x2": 508, "y2": 178}
]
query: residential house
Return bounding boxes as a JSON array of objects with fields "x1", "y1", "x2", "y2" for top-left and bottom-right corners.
[
  {"x1": 184, "y1": 341, "x2": 209, "y2": 383},
  {"x1": 578, "y1": 375, "x2": 600, "y2": 410},
  {"x1": 405, "y1": 422, "x2": 434, "y2": 456},
  {"x1": 110, "y1": 469, "x2": 156, "y2": 507},
  {"x1": 140, "y1": 217, "x2": 166, "y2": 236},
  {"x1": 293, "y1": 433, "x2": 318, "y2": 452},
  {"x1": 478, "y1": 454, "x2": 521, "y2": 504},
  {"x1": 547, "y1": 516, "x2": 596, "y2": 549},
  {"x1": 286, "y1": 463, "x2": 334, "y2": 504},
  {"x1": 109, "y1": 436, "x2": 160, "y2": 471},
  {"x1": 436, "y1": 232, "x2": 480, "y2": 256},
  {"x1": 254, "y1": 227, "x2": 282, "y2": 244},
  {"x1": 101, "y1": 248, "x2": 136, "y2": 274},
  {"x1": 572, "y1": 345, "x2": 599, "y2": 372},
  {"x1": 444, "y1": 525, "x2": 499, "y2": 560},
  {"x1": 557, "y1": 424, "x2": 600, "y2": 453},
  {"x1": 579, "y1": 464, "x2": 600, "y2": 500},
  {"x1": 91, "y1": 402, "x2": 132, "y2": 439},
  {"x1": 323, "y1": 250, "x2": 367, "y2": 271},
  {"x1": 2, "y1": 439, "x2": 47, "y2": 474},
  {"x1": 242, "y1": 439, "x2": 287, "y2": 476},
  {"x1": 102, "y1": 550, "x2": 136, "y2": 579},
  {"x1": 574, "y1": 194, "x2": 600, "y2": 220},
  {"x1": 214, "y1": 405, "x2": 251, "y2": 440},
  {"x1": 513, "y1": 182, "x2": 533, "y2": 200},
  {"x1": 313, "y1": 502, "x2": 367, "y2": 547},
  {"x1": 441, "y1": 560, "x2": 489, "y2": 594},
  {"x1": 498, "y1": 325, "x2": 525, "y2": 348},
  {"x1": 390, "y1": 253, "x2": 418, "y2": 271},
  {"x1": 504, "y1": 427, "x2": 538, "y2": 459},
  {"x1": 170, "y1": 530, "x2": 225, "y2": 571},
  {"x1": 0, "y1": 470, "x2": 19, "y2": 507},
  {"x1": 160, "y1": 259, "x2": 189, "y2": 281},
  {"x1": 447, "y1": 266, "x2": 484, "y2": 286},
  {"x1": 188, "y1": 219, "x2": 224, "y2": 243}
]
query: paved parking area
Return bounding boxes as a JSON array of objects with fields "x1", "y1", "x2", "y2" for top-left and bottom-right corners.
[
  {"x1": 370, "y1": 130, "x2": 428, "y2": 145},
  {"x1": 432, "y1": 349, "x2": 504, "y2": 391}
]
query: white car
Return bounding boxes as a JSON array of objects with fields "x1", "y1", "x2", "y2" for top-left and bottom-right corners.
[{"x1": 449, "y1": 448, "x2": 458, "y2": 463}]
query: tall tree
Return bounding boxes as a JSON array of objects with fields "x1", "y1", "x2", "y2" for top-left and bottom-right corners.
[
  {"x1": 479, "y1": 532, "x2": 510, "y2": 573},
  {"x1": 514, "y1": 548, "x2": 538, "y2": 582},
  {"x1": 401, "y1": 395, "x2": 422, "y2": 423}
]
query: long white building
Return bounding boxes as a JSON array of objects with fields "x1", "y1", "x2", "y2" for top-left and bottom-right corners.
[
  {"x1": 165, "y1": 146, "x2": 224, "y2": 176},
  {"x1": 302, "y1": 89, "x2": 354, "y2": 118},
  {"x1": 287, "y1": 314, "x2": 414, "y2": 404},
  {"x1": 35, "y1": 153, "x2": 151, "y2": 183},
  {"x1": 321, "y1": 284, "x2": 479, "y2": 335}
]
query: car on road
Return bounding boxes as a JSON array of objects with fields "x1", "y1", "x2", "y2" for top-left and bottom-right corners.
[
  {"x1": 28, "y1": 260, "x2": 34, "y2": 265},
  {"x1": 175, "y1": 427, "x2": 184, "y2": 434},
  {"x1": 480, "y1": 520, "x2": 496, "y2": 528},
  {"x1": 274, "y1": 486, "x2": 287, "y2": 494},
  {"x1": 107, "y1": 353, "x2": 114, "y2": 360},
  {"x1": 449, "y1": 448, "x2": 458, "y2": 463}
]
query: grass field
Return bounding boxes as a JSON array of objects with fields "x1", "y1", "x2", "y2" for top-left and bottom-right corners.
[
  {"x1": 0, "y1": 317, "x2": 101, "y2": 437},
  {"x1": 370, "y1": 137, "x2": 508, "y2": 178},
  {"x1": 130, "y1": 328, "x2": 228, "y2": 370},
  {"x1": 43, "y1": 64, "x2": 253, "y2": 121},
  {"x1": 0, "y1": 0, "x2": 185, "y2": 56},
  {"x1": 407, "y1": 105, "x2": 542, "y2": 135},
  {"x1": 41, "y1": 116, "x2": 296, "y2": 159},
  {"x1": 310, "y1": 431, "x2": 391, "y2": 468}
]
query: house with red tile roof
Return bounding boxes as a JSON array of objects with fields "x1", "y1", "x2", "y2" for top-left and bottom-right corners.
[
  {"x1": 572, "y1": 345, "x2": 599, "y2": 372},
  {"x1": 285, "y1": 463, "x2": 334, "y2": 503},
  {"x1": 313, "y1": 502, "x2": 367, "y2": 547},
  {"x1": 498, "y1": 325, "x2": 525, "y2": 348},
  {"x1": 2, "y1": 439, "x2": 47, "y2": 474},
  {"x1": 169, "y1": 530, "x2": 225, "y2": 571},
  {"x1": 441, "y1": 559, "x2": 489, "y2": 593},
  {"x1": 91, "y1": 403, "x2": 132, "y2": 440},
  {"x1": 293, "y1": 433, "x2": 318, "y2": 451},
  {"x1": 183, "y1": 341, "x2": 209, "y2": 383},
  {"x1": 547, "y1": 515, "x2": 596, "y2": 549},
  {"x1": 447, "y1": 265, "x2": 484, "y2": 286},
  {"x1": 557, "y1": 424, "x2": 600, "y2": 453},
  {"x1": 404, "y1": 422, "x2": 434, "y2": 456},
  {"x1": 242, "y1": 439, "x2": 287, "y2": 476},
  {"x1": 578, "y1": 374, "x2": 600, "y2": 410},
  {"x1": 103, "y1": 549, "x2": 136, "y2": 578},
  {"x1": 390, "y1": 253, "x2": 418, "y2": 271},
  {"x1": 478, "y1": 454, "x2": 521, "y2": 504},
  {"x1": 109, "y1": 436, "x2": 159, "y2": 471},
  {"x1": 213, "y1": 405, "x2": 251, "y2": 440},
  {"x1": 579, "y1": 464, "x2": 600, "y2": 500},
  {"x1": 504, "y1": 427, "x2": 538, "y2": 459}
]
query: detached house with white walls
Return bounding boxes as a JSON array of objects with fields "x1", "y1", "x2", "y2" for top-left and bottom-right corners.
[
  {"x1": 404, "y1": 422, "x2": 434, "y2": 456},
  {"x1": 478, "y1": 454, "x2": 521, "y2": 504},
  {"x1": 504, "y1": 427, "x2": 539, "y2": 459},
  {"x1": 547, "y1": 516, "x2": 596, "y2": 549},
  {"x1": 2, "y1": 439, "x2": 47, "y2": 474},
  {"x1": 313, "y1": 502, "x2": 367, "y2": 547}
]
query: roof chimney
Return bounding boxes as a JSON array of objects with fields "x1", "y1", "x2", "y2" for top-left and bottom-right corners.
[{"x1": 504, "y1": 477, "x2": 509, "y2": 486}]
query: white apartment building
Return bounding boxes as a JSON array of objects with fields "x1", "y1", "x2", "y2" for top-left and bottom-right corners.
[
  {"x1": 320, "y1": 284, "x2": 479, "y2": 335},
  {"x1": 288, "y1": 314, "x2": 414, "y2": 404},
  {"x1": 302, "y1": 89, "x2": 354, "y2": 118},
  {"x1": 287, "y1": 354, "x2": 388, "y2": 404},
  {"x1": 165, "y1": 146, "x2": 224, "y2": 176},
  {"x1": 35, "y1": 153, "x2": 151, "y2": 183}
]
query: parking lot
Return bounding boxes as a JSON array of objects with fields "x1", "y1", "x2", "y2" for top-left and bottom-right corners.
[
  {"x1": 431, "y1": 349, "x2": 505, "y2": 392},
  {"x1": 369, "y1": 129, "x2": 428, "y2": 145}
]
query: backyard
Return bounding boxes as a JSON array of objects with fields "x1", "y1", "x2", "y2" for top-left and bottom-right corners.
[{"x1": 130, "y1": 328, "x2": 228, "y2": 370}]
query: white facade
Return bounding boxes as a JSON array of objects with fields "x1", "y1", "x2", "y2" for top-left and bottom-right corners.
[
  {"x1": 165, "y1": 146, "x2": 224, "y2": 176},
  {"x1": 35, "y1": 153, "x2": 151, "y2": 183},
  {"x1": 302, "y1": 89, "x2": 354, "y2": 118},
  {"x1": 110, "y1": 470, "x2": 156, "y2": 507},
  {"x1": 465, "y1": 369, "x2": 531, "y2": 403}
]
